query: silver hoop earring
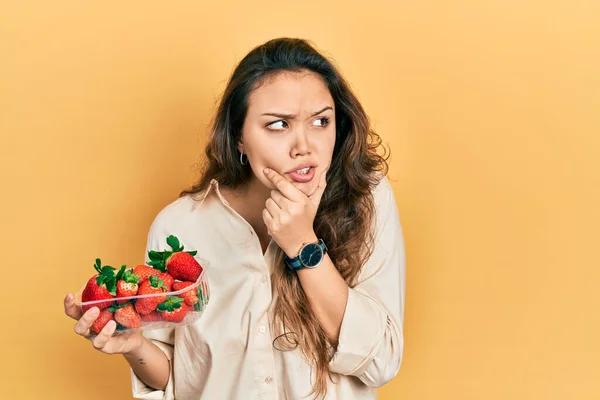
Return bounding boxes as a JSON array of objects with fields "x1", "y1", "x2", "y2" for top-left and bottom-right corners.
[{"x1": 240, "y1": 151, "x2": 248, "y2": 165}]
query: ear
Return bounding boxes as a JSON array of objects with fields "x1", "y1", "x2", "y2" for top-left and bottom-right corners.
[{"x1": 237, "y1": 139, "x2": 244, "y2": 154}]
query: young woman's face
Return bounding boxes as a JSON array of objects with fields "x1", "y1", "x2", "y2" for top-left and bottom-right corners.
[{"x1": 239, "y1": 70, "x2": 336, "y2": 197}]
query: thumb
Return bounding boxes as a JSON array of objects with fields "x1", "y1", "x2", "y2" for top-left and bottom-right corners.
[
  {"x1": 309, "y1": 166, "x2": 329, "y2": 205},
  {"x1": 64, "y1": 293, "x2": 83, "y2": 320}
]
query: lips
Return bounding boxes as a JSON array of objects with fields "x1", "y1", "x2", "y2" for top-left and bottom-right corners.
[
  {"x1": 288, "y1": 167, "x2": 316, "y2": 183},
  {"x1": 286, "y1": 163, "x2": 316, "y2": 174}
]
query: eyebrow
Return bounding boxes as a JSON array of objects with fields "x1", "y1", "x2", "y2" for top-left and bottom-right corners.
[{"x1": 261, "y1": 106, "x2": 333, "y2": 119}]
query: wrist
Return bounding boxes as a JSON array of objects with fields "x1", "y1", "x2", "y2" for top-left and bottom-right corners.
[
  {"x1": 282, "y1": 232, "x2": 319, "y2": 258},
  {"x1": 123, "y1": 334, "x2": 147, "y2": 358}
]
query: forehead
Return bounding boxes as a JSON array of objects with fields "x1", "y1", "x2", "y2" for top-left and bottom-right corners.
[{"x1": 247, "y1": 71, "x2": 333, "y2": 113}]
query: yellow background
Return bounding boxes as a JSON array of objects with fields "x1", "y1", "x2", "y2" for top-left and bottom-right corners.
[{"x1": 1, "y1": 1, "x2": 598, "y2": 399}]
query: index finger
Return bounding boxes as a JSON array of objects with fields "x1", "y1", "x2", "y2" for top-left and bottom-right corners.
[
  {"x1": 64, "y1": 293, "x2": 83, "y2": 320},
  {"x1": 263, "y1": 168, "x2": 303, "y2": 201},
  {"x1": 74, "y1": 307, "x2": 100, "y2": 338}
]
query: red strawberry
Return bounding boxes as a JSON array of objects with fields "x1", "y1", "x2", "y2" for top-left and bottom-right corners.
[
  {"x1": 166, "y1": 252, "x2": 202, "y2": 282},
  {"x1": 140, "y1": 310, "x2": 162, "y2": 322},
  {"x1": 113, "y1": 303, "x2": 141, "y2": 329},
  {"x1": 116, "y1": 269, "x2": 140, "y2": 304},
  {"x1": 81, "y1": 260, "x2": 124, "y2": 312},
  {"x1": 148, "y1": 235, "x2": 202, "y2": 281},
  {"x1": 133, "y1": 265, "x2": 160, "y2": 283},
  {"x1": 172, "y1": 281, "x2": 198, "y2": 306},
  {"x1": 157, "y1": 296, "x2": 188, "y2": 322},
  {"x1": 158, "y1": 272, "x2": 174, "y2": 292},
  {"x1": 91, "y1": 309, "x2": 114, "y2": 335},
  {"x1": 135, "y1": 275, "x2": 168, "y2": 315}
]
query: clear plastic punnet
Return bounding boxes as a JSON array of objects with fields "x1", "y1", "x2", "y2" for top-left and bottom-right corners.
[{"x1": 73, "y1": 236, "x2": 210, "y2": 337}]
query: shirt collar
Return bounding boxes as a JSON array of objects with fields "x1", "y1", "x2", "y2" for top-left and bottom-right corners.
[{"x1": 195, "y1": 178, "x2": 229, "y2": 207}]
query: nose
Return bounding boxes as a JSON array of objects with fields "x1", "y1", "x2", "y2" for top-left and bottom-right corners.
[{"x1": 290, "y1": 128, "x2": 311, "y2": 158}]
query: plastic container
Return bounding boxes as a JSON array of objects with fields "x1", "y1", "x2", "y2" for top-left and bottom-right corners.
[{"x1": 74, "y1": 260, "x2": 210, "y2": 337}]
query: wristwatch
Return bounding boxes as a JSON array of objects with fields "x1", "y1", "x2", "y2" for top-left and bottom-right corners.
[{"x1": 284, "y1": 239, "x2": 328, "y2": 271}]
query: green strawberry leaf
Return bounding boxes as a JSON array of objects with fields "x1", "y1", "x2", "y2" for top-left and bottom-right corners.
[
  {"x1": 154, "y1": 257, "x2": 168, "y2": 272},
  {"x1": 106, "y1": 280, "x2": 117, "y2": 296},
  {"x1": 148, "y1": 275, "x2": 166, "y2": 288},
  {"x1": 157, "y1": 296, "x2": 183, "y2": 312},
  {"x1": 94, "y1": 258, "x2": 102, "y2": 274},
  {"x1": 108, "y1": 301, "x2": 132, "y2": 312},
  {"x1": 101, "y1": 266, "x2": 115, "y2": 275},
  {"x1": 186, "y1": 250, "x2": 197, "y2": 256},
  {"x1": 123, "y1": 269, "x2": 139, "y2": 284},
  {"x1": 166, "y1": 236, "x2": 175, "y2": 248},
  {"x1": 115, "y1": 265, "x2": 126, "y2": 281},
  {"x1": 148, "y1": 250, "x2": 163, "y2": 261},
  {"x1": 147, "y1": 260, "x2": 161, "y2": 266},
  {"x1": 166, "y1": 235, "x2": 180, "y2": 251}
]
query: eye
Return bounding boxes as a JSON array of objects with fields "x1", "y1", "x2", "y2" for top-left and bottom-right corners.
[
  {"x1": 267, "y1": 120, "x2": 288, "y2": 130},
  {"x1": 313, "y1": 117, "x2": 330, "y2": 127}
]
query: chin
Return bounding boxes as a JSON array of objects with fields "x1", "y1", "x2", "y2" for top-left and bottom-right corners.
[{"x1": 302, "y1": 182, "x2": 319, "y2": 196}]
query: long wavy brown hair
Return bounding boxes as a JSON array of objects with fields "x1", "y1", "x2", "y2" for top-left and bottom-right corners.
[{"x1": 180, "y1": 38, "x2": 390, "y2": 399}]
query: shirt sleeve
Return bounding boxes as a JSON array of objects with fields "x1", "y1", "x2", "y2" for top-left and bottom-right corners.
[
  {"x1": 131, "y1": 214, "x2": 177, "y2": 400},
  {"x1": 328, "y1": 175, "x2": 406, "y2": 388}
]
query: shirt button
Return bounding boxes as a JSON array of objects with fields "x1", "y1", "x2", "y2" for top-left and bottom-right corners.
[
  {"x1": 265, "y1": 376, "x2": 273, "y2": 384},
  {"x1": 259, "y1": 325, "x2": 266, "y2": 333},
  {"x1": 260, "y1": 275, "x2": 267, "y2": 283}
]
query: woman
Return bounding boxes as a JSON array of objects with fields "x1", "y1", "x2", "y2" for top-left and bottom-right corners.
[{"x1": 64, "y1": 37, "x2": 406, "y2": 400}]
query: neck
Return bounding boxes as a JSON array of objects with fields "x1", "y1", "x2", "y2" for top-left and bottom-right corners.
[{"x1": 223, "y1": 176, "x2": 271, "y2": 238}]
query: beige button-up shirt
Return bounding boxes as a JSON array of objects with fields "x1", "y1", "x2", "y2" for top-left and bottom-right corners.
[{"x1": 131, "y1": 175, "x2": 406, "y2": 400}]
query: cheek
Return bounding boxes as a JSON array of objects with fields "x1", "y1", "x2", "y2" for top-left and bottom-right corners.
[
  {"x1": 322, "y1": 124, "x2": 336, "y2": 152},
  {"x1": 248, "y1": 160, "x2": 278, "y2": 189},
  {"x1": 259, "y1": 175, "x2": 277, "y2": 190},
  {"x1": 319, "y1": 129, "x2": 336, "y2": 162}
]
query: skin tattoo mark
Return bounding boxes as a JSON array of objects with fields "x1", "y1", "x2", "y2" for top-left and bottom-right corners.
[{"x1": 137, "y1": 358, "x2": 146, "y2": 365}]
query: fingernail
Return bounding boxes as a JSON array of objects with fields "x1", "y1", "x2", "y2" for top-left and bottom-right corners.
[
  {"x1": 263, "y1": 168, "x2": 270, "y2": 175},
  {"x1": 65, "y1": 294, "x2": 72, "y2": 302},
  {"x1": 90, "y1": 307, "x2": 99, "y2": 315}
]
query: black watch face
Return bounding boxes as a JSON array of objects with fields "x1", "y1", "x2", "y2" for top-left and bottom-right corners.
[{"x1": 299, "y1": 243, "x2": 323, "y2": 268}]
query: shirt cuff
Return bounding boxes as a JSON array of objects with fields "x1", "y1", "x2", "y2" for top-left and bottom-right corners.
[
  {"x1": 328, "y1": 287, "x2": 387, "y2": 376},
  {"x1": 131, "y1": 339, "x2": 175, "y2": 400}
]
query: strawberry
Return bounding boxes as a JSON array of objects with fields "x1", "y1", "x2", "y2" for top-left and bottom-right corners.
[
  {"x1": 147, "y1": 235, "x2": 202, "y2": 282},
  {"x1": 135, "y1": 275, "x2": 168, "y2": 315},
  {"x1": 81, "y1": 259, "x2": 125, "y2": 312},
  {"x1": 140, "y1": 310, "x2": 162, "y2": 322},
  {"x1": 172, "y1": 281, "x2": 198, "y2": 306},
  {"x1": 157, "y1": 296, "x2": 188, "y2": 322},
  {"x1": 158, "y1": 272, "x2": 174, "y2": 292},
  {"x1": 133, "y1": 265, "x2": 160, "y2": 283},
  {"x1": 166, "y1": 252, "x2": 202, "y2": 282},
  {"x1": 90, "y1": 309, "x2": 114, "y2": 335},
  {"x1": 116, "y1": 268, "x2": 140, "y2": 304},
  {"x1": 112, "y1": 303, "x2": 141, "y2": 329}
]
